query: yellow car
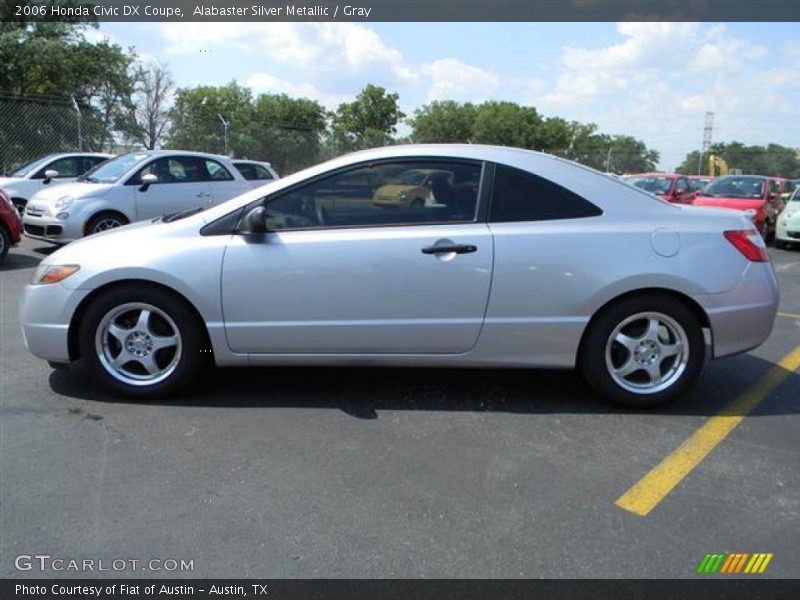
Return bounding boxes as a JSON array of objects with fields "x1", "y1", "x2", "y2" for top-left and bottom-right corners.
[{"x1": 372, "y1": 169, "x2": 454, "y2": 208}]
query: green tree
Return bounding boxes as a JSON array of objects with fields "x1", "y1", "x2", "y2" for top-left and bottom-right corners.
[
  {"x1": 330, "y1": 84, "x2": 405, "y2": 152},
  {"x1": 409, "y1": 101, "x2": 476, "y2": 143},
  {"x1": 471, "y1": 101, "x2": 542, "y2": 148},
  {"x1": 675, "y1": 142, "x2": 800, "y2": 178},
  {"x1": 117, "y1": 60, "x2": 174, "y2": 150}
]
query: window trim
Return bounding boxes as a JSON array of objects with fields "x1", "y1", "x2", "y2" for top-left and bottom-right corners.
[
  {"x1": 486, "y1": 161, "x2": 603, "y2": 224},
  {"x1": 231, "y1": 156, "x2": 489, "y2": 234},
  {"x1": 124, "y1": 155, "x2": 209, "y2": 186}
]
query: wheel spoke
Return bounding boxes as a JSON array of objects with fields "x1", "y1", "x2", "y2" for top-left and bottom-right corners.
[
  {"x1": 660, "y1": 341, "x2": 683, "y2": 359},
  {"x1": 107, "y1": 323, "x2": 129, "y2": 343},
  {"x1": 644, "y1": 318, "x2": 661, "y2": 342},
  {"x1": 614, "y1": 332, "x2": 639, "y2": 351},
  {"x1": 644, "y1": 362, "x2": 662, "y2": 384},
  {"x1": 151, "y1": 334, "x2": 178, "y2": 351},
  {"x1": 112, "y1": 350, "x2": 133, "y2": 368},
  {"x1": 615, "y1": 358, "x2": 640, "y2": 378},
  {"x1": 135, "y1": 309, "x2": 151, "y2": 333},
  {"x1": 137, "y1": 354, "x2": 160, "y2": 375}
]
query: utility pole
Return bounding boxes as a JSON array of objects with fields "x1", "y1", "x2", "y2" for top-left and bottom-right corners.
[
  {"x1": 605, "y1": 147, "x2": 613, "y2": 173},
  {"x1": 697, "y1": 111, "x2": 714, "y2": 175},
  {"x1": 71, "y1": 95, "x2": 82, "y2": 151},
  {"x1": 218, "y1": 114, "x2": 230, "y2": 156}
]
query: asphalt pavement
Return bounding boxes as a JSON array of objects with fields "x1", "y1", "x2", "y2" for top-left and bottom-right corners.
[{"x1": 1, "y1": 237, "x2": 799, "y2": 579}]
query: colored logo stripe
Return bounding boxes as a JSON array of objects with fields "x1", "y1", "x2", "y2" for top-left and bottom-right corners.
[{"x1": 697, "y1": 553, "x2": 773, "y2": 574}]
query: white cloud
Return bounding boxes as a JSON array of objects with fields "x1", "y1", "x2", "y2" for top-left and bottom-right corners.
[
  {"x1": 246, "y1": 72, "x2": 347, "y2": 109},
  {"x1": 420, "y1": 58, "x2": 501, "y2": 102}
]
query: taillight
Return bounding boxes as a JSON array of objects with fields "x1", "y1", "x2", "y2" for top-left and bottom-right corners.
[{"x1": 723, "y1": 230, "x2": 769, "y2": 262}]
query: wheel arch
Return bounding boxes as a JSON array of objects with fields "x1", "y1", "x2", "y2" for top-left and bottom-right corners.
[
  {"x1": 83, "y1": 210, "x2": 130, "y2": 236},
  {"x1": 67, "y1": 279, "x2": 212, "y2": 361},
  {"x1": 577, "y1": 287, "x2": 711, "y2": 361}
]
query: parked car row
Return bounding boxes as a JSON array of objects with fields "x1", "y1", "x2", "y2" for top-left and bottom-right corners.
[{"x1": 0, "y1": 151, "x2": 279, "y2": 261}]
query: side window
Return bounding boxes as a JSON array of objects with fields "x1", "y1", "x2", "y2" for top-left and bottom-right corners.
[
  {"x1": 130, "y1": 156, "x2": 206, "y2": 185},
  {"x1": 490, "y1": 164, "x2": 602, "y2": 223},
  {"x1": 252, "y1": 164, "x2": 274, "y2": 180},
  {"x1": 205, "y1": 159, "x2": 234, "y2": 181},
  {"x1": 235, "y1": 163, "x2": 273, "y2": 181},
  {"x1": 675, "y1": 178, "x2": 689, "y2": 194},
  {"x1": 35, "y1": 157, "x2": 78, "y2": 178},
  {"x1": 262, "y1": 160, "x2": 482, "y2": 230}
]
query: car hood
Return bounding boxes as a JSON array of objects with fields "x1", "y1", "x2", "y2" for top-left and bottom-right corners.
[
  {"x1": 29, "y1": 181, "x2": 113, "y2": 204},
  {"x1": 779, "y1": 205, "x2": 800, "y2": 221},
  {"x1": 0, "y1": 176, "x2": 26, "y2": 189},
  {"x1": 692, "y1": 196, "x2": 764, "y2": 211}
]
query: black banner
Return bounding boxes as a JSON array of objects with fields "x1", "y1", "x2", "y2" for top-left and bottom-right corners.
[
  {"x1": 3, "y1": 579, "x2": 800, "y2": 600},
  {"x1": 6, "y1": 0, "x2": 800, "y2": 22}
]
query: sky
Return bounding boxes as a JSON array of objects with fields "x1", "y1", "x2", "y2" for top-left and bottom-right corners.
[{"x1": 93, "y1": 21, "x2": 800, "y2": 170}]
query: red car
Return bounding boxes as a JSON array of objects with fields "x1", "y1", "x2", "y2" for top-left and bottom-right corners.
[
  {"x1": 0, "y1": 187, "x2": 23, "y2": 262},
  {"x1": 692, "y1": 175, "x2": 787, "y2": 238},
  {"x1": 622, "y1": 172, "x2": 696, "y2": 203},
  {"x1": 687, "y1": 175, "x2": 714, "y2": 192}
]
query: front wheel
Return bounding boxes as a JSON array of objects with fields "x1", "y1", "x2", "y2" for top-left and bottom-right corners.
[
  {"x1": 580, "y1": 295, "x2": 705, "y2": 408},
  {"x1": 0, "y1": 225, "x2": 10, "y2": 261},
  {"x1": 77, "y1": 286, "x2": 208, "y2": 397},
  {"x1": 86, "y1": 212, "x2": 127, "y2": 236}
]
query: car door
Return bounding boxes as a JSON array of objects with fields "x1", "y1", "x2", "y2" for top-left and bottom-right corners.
[
  {"x1": 203, "y1": 158, "x2": 250, "y2": 204},
  {"x1": 127, "y1": 156, "x2": 211, "y2": 220},
  {"x1": 221, "y1": 158, "x2": 493, "y2": 354}
]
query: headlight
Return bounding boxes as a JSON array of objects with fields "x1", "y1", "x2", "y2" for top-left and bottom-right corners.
[
  {"x1": 31, "y1": 264, "x2": 80, "y2": 285},
  {"x1": 54, "y1": 195, "x2": 75, "y2": 210},
  {"x1": 399, "y1": 192, "x2": 407, "y2": 200}
]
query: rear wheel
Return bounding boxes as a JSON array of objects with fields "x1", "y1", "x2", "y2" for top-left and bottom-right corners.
[
  {"x1": 580, "y1": 294, "x2": 705, "y2": 408},
  {"x1": 78, "y1": 286, "x2": 208, "y2": 397},
  {"x1": 86, "y1": 212, "x2": 127, "y2": 236},
  {"x1": 11, "y1": 198, "x2": 26, "y2": 214}
]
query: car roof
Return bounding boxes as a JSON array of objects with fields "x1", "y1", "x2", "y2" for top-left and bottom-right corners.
[
  {"x1": 626, "y1": 172, "x2": 680, "y2": 178},
  {"x1": 232, "y1": 159, "x2": 273, "y2": 166},
  {"x1": 123, "y1": 149, "x2": 232, "y2": 161}
]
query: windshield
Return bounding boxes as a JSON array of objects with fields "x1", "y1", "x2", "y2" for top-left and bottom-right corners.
[
  {"x1": 9, "y1": 156, "x2": 52, "y2": 177},
  {"x1": 703, "y1": 176, "x2": 765, "y2": 199},
  {"x1": 622, "y1": 175, "x2": 673, "y2": 194},
  {"x1": 80, "y1": 153, "x2": 149, "y2": 184}
]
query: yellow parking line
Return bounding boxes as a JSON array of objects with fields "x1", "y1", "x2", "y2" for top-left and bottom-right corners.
[
  {"x1": 615, "y1": 345, "x2": 800, "y2": 517},
  {"x1": 777, "y1": 312, "x2": 800, "y2": 319}
]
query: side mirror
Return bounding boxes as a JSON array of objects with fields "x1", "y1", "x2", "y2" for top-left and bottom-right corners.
[
  {"x1": 240, "y1": 206, "x2": 268, "y2": 235},
  {"x1": 43, "y1": 169, "x2": 59, "y2": 184},
  {"x1": 139, "y1": 173, "x2": 158, "y2": 192}
]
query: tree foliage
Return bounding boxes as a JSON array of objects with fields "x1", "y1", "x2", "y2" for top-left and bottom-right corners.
[
  {"x1": 117, "y1": 60, "x2": 174, "y2": 150},
  {"x1": 330, "y1": 84, "x2": 405, "y2": 152},
  {"x1": 676, "y1": 143, "x2": 800, "y2": 178},
  {"x1": 166, "y1": 82, "x2": 327, "y2": 174}
]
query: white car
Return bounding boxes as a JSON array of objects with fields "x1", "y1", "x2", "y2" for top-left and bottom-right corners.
[
  {"x1": 775, "y1": 188, "x2": 800, "y2": 249},
  {"x1": 23, "y1": 150, "x2": 253, "y2": 244},
  {"x1": 0, "y1": 153, "x2": 113, "y2": 213},
  {"x1": 232, "y1": 159, "x2": 280, "y2": 183}
]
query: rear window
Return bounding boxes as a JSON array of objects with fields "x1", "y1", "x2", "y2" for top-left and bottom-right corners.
[{"x1": 490, "y1": 164, "x2": 602, "y2": 222}]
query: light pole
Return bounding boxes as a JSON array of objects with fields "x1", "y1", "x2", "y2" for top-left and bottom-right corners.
[
  {"x1": 218, "y1": 114, "x2": 230, "y2": 156},
  {"x1": 71, "y1": 95, "x2": 82, "y2": 151}
]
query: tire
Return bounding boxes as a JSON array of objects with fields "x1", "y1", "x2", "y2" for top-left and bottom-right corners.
[
  {"x1": 0, "y1": 225, "x2": 9, "y2": 262},
  {"x1": 579, "y1": 294, "x2": 705, "y2": 408},
  {"x1": 77, "y1": 286, "x2": 208, "y2": 398},
  {"x1": 774, "y1": 239, "x2": 785, "y2": 250},
  {"x1": 86, "y1": 212, "x2": 128, "y2": 236}
]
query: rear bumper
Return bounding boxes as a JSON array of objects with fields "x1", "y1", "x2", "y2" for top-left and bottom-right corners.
[{"x1": 692, "y1": 262, "x2": 779, "y2": 359}]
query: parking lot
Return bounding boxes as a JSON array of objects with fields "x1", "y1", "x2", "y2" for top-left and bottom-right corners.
[{"x1": 1, "y1": 236, "x2": 799, "y2": 579}]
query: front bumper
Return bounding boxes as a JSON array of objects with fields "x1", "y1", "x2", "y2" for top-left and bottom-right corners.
[
  {"x1": 20, "y1": 282, "x2": 90, "y2": 363},
  {"x1": 692, "y1": 262, "x2": 779, "y2": 359},
  {"x1": 775, "y1": 216, "x2": 800, "y2": 242},
  {"x1": 22, "y1": 213, "x2": 82, "y2": 244}
]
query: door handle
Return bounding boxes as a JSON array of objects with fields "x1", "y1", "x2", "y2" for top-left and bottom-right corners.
[
  {"x1": 195, "y1": 192, "x2": 210, "y2": 198},
  {"x1": 421, "y1": 244, "x2": 477, "y2": 255}
]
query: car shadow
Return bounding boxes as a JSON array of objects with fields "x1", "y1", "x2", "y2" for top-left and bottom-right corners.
[
  {"x1": 32, "y1": 245, "x2": 58, "y2": 256},
  {"x1": 0, "y1": 252, "x2": 41, "y2": 271},
  {"x1": 48, "y1": 352, "x2": 799, "y2": 418}
]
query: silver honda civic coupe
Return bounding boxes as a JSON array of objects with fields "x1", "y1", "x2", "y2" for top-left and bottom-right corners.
[{"x1": 20, "y1": 145, "x2": 778, "y2": 407}]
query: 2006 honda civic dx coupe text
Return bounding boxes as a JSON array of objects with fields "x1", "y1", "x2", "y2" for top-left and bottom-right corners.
[{"x1": 20, "y1": 145, "x2": 778, "y2": 407}]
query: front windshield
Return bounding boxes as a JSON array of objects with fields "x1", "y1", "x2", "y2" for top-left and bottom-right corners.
[
  {"x1": 9, "y1": 156, "x2": 51, "y2": 177},
  {"x1": 622, "y1": 175, "x2": 673, "y2": 194},
  {"x1": 703, "y1": 176, "x2": 765, "y2": 199},
  {"x1": 80, "y1": 153, "x2": 149, "y2": 184}
]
